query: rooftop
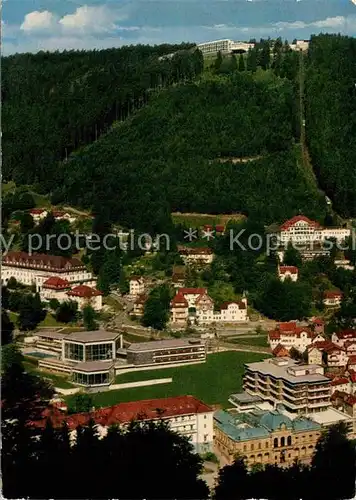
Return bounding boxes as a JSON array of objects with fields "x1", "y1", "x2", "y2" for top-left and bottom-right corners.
[
  {"x1": 63, "y1": 330, "x2": 121, "y2": 343},
  {"x1": 229, "y1": 392, "x2": 262, "y2": 404},
  {"x1": 245, "y1": 358, "x2": 330, "y2": 385},
  {"x1": 72, "y1": 360, "x2": 114, "y2": 373},
  {"x1": 214, "y1": 407, "x2": 321, "y2": 442},
  {"x1": 30, "y1": 395, "x2": 213, "y2": 429},
  {"x1": 127, "y1": 338, "x2": 204, "y2": 352}
]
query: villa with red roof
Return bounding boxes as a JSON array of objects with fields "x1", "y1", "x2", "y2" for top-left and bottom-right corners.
[
  {"x1": 323, "y1": 290, "x2": 343, "y2": 307},
  {"x1": 67, "y1": 285, "x2": 103, "y2": 311},
  {"x1": 29, "y1": 395, "x2": 214, "y2": 453},
  {"x1": 170, "y1": 288, "x2": 248, "y2": 325},
  {"x1": 278, "y1": 265, "x2": 299, "y2": 282},
  {"x1": 268, "y1": 322, "x2": 324, "y2": 353},
  {"x1": 275, "y1": 215, "x2": 350, "y2": 246},
  {"x1": 29, "y1": 208, "x2": 48, "y2": 222}
]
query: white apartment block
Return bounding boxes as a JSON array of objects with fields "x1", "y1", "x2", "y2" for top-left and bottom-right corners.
[
  {"x1": 1, "y1": 251, "x2": 93, "y2": 289},
  {"x1": 197, "y1": 39, "x2": 254, "y2": 55},
  {"x1": 244, "y1": 357, "x2": 332, "y2": 415}
]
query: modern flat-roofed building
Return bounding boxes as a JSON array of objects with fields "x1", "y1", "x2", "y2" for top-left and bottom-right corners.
[
  {"x1": 37, "y1": 330, "x2": 123, "y2": 386},
  {"x1": 126, "y1": 338, "x2": 206, "y2": 366},
  {"x1": 30, "y1": 395, "x2": 214, "y2": 453},
  {"x1": 243, "y1": 358, "x2": 332, "y2": 415},
  {"x1": 197, "y1": 39, "x2": 254, "y2": 56}
]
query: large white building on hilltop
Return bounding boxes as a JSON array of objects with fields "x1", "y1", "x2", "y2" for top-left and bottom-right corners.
[
  {"x1": 197, "y1": 39, "x2": 255, "y2": 56},
  {"x1": 274, "y1": 215, "x2": 350, "y2": 246}
]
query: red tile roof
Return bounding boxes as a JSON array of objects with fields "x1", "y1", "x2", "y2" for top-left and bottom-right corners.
[
  {"x1": 348, "y1": 355, "x2": 356, "y2": 365},
  {"x1": 279, "y1": 266, "x2": 299, "y2": 274},
  {"x1": 280, "y1": 215, "x2": 321, "y2": 231},
  {"x1": 272, "y1": 344, "x2": 290, "y2": 357},
  {"x1": 30, "y1": 208, "x2": 47, "y2": 215},
  {"x1": 43, "y1": 276, "x2": 71, "y2": 289},
  {"x1": 277, "y1": 322, "x2": 298, "y2": 332},
  {"x1": 308, "y1": 340, "x2": 332, "y2": 351},
  {"x1": 324, "y1": 290, "x2": 343, "y2": 299},
  {"x1": 3, "y1": 251, "x2": 84, "y2": 271},
  {"x1": 203, "y1": 225, "x2": 213, "y2": 231},
  {"x1": 171, "y1": 294, "x2": 188, "y2": 307},
  {"x1": 345, "y1": 394, "x2": 356, "y2": 406},
  {"x1": 67, "y1": 285, "x2": 102, "y2": 298},
  {"x1": 335, "y1": 330, "x2": 356, "y2": 340},
  {"x1": 344, "y1": 340, "x2": 356, "y2": 350},
  {"x1": 331, "y1": 377, "x2": 349, "y2": 386},
  {"x1": 30, "y1": 395, "x2": 212, "y2": 430},
  {"x1": 215, "y1": 225, "x2": 225, "y2": 233},
  {"x1": 269, "y1": 323, "x2": 314, "y2": 340},
  {"x1": 312, "y1": 317, "x2": 324, "y2": 325},
  {"x1": 349, "y1": 370, "x2": 356, "y2": 383}
]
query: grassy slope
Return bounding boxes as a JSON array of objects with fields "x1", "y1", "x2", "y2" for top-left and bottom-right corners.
[{"x1": 66, "y1": 351, "x2": 268, "y2": 409}]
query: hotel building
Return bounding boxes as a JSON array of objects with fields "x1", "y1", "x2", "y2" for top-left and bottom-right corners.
[
  {"x1": 126, "y1": 338, "x2": 206, "y2": 366},
  {"x1": 243, "y1": 358, "x2": 332, "y2": 415}
]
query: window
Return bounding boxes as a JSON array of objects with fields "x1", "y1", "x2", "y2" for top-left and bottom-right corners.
[
  {"x1": 281, "y1": 437, "x2": 285, "y2": 447},
  {"x1": 64, "y1": 342, "x2": 84, "y2": 361},
  {"x1": 251, "y1": 444, "x2": 254, "y2": 451},
  {"x1": 273, "y1": 438, "x2": 278, "y2": 448},
  {"x1": 85, "y1": 343, "x2": 113, "y2": 361},
  {"x1": 287, "y1": 436, "x2": 292, "y2": 446}
]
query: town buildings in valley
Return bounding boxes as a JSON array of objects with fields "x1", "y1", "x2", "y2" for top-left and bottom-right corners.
[
  {"x1": 268, "y1": 322, "x2": 324, "y2": 353},
  {"x1": 30, "y1": 395, "x2": 214, "y2": 453},
  {"x1": 170, "y1": 287, "x2": 248, "y2": 326},
  {"x1": 214, "y1": 406, "x2": 321, "y2": 468},
  {"x1": 177, "y1": 246, "x2": 214, "y2": 266}
]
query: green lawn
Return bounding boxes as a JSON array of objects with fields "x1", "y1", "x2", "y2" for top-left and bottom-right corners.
[
  {"x1": 9, "y1": 311, "x2": 64, "y2": 328},
  {"x1": 23, "y1": 361, "x2": 74, "y2": 389},
  {"x1": 226, "y1": 336, "x2": 269, "y2": 348},
  {"x1": 68, "y1": 351, "x2": 267, "y2": 409}
]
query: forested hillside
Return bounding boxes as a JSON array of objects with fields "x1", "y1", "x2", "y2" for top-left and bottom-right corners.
[
  {"x1": 305, "y1": 34, "x2": 356, "y2": 217},
  {"x1": 52, "y1": 69, "x2": 325, "y2": 232},
  {"x1": 2, "y1": 43, "x2": 201, "y2": 190}
]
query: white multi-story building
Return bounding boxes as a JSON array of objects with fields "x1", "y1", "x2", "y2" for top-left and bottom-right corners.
[
  {"x1": 244, "y1": 357, "x2": 332, "y2": 415},
  {"x1": 1, "y1": 251, "x2": 93, "y2": 289},
  {"x1": 276, "y1": 215, "x2": 350, "y2": 246},
  {"x1": 268, "y1": 322, "x2": 324, "y2": 353},
  {"x1": 129, "y1": 276, "x2": 146, "y2": 297},
  {"x1": 170, "y1": 288, "x2": 248, "y2": 325},
  {"x1": 67, "y1": 285, "x2": 103, "y2": 311},
  {"x1": 197, "y1": 39, "x2": 254, "y2": 55},
  {"x1": 30, "y1": 395, "x2": 214, "y2": 453}
]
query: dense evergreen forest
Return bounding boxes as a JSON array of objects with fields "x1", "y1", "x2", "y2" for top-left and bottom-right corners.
[
  {"x1": 305, "y1": 34, "x2": 356, "y2": 217},
  {"x1": 53, "y1": 68, "x2": 325, "y2": 232},
  {"x1": 2, "y1": 43, "x2": 201, "y2": 190}
]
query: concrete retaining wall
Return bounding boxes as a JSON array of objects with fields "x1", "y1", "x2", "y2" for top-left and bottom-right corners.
[{"x1": 55, "y1": 378, "x2": 172, "y2": 395}]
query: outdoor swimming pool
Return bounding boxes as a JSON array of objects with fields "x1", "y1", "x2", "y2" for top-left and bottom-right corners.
[{"x1": 26, "y1": 351, "x2": 56, "y2": 359}]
